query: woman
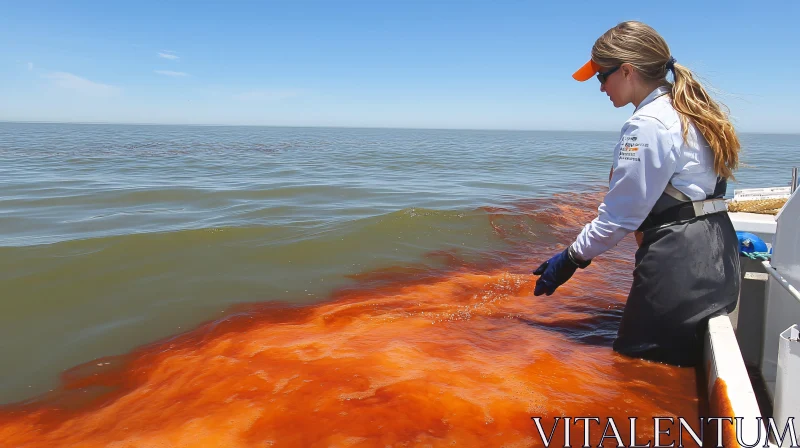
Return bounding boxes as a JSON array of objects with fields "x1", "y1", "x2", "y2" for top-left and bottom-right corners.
[{"x1": 532, "y1": 21, "x2": 741, "y2": 367}]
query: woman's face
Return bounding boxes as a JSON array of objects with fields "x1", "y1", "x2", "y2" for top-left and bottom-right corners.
[{"x1": 599, "y1": 64, "x2": 632, "y2": 108}]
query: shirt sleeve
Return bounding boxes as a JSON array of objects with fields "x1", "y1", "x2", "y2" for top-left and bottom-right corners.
[{"x1": 570, "y1": 115, "x2": 678, "y2": 261}]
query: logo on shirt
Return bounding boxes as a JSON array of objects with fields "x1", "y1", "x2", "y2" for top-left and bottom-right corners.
[
  {"x1": 619, "y1": 136, "x2": 642, "y2": 162},
  {"x1": 622, "y1": 140, "x2": 647, "y2": 149}
]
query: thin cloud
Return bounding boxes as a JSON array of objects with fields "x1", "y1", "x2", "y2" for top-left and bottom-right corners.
[
  {"x1": 154, "y1": 70, "x2": 189, "y2": 77},
  {"x1": 43, "y1": 72, "x2": 119, "y2": 96},
  {"x1": 157, "y1": 51, "x2": 179, "y2": 60},
  {"x1": 233, "y1": 89, "x2": 305, "y2": 101},
  {"x1": 27, "y1": 62, "x2": 34, "y2": 71}
]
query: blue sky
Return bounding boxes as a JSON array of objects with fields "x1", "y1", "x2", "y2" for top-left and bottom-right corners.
[{"x1": 1, "y1": 1, "x2": 798, "y2": 133}]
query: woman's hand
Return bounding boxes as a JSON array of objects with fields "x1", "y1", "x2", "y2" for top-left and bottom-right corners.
[{"x1": 532, "y1": 248, "x2": 590, "y2": 296}]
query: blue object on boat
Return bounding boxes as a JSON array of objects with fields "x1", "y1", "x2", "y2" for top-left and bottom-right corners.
[{"x1": 736, "y1": 231, "x2": 768, "y2": 254}]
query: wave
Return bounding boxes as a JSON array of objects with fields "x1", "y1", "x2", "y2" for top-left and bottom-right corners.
[{"x1": 0, "y1": 203, "x2": 550, "y2": 404}]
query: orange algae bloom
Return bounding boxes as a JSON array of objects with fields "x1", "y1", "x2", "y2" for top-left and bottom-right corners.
[{"x1": 0, "y1": 194, "x2": 704, "y2": 447}]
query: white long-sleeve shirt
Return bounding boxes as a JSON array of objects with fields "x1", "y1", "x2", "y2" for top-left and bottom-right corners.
[{"x1": 571, "y1": 86, "x2": 719, "y2": 261}]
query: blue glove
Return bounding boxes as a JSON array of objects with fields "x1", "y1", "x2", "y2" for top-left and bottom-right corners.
[{"x1": 532, "y1": 247, "x2": 590, "y2": 296}]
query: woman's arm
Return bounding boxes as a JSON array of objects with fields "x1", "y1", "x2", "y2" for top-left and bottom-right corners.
[{"x1": 571, "y1": 115, "x2": 678, "y2": 261}]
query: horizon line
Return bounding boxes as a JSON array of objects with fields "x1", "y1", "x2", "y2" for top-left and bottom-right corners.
[{"x1": 0, "y1": 120, "x2": 797, "y2": 136}]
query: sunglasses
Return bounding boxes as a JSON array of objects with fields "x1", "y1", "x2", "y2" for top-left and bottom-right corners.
[{"x1": 596, "y1": 66, "x2": 620, "y2": 84}]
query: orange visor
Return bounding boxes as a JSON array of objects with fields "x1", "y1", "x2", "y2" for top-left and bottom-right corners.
[{"x1": 572, "y1": 60, "x2": 600, "y2": 82}]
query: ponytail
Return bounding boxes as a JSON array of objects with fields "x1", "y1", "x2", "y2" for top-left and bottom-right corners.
[{"x1": 670, "y1": 64, "x2": 740, "y2": 179}]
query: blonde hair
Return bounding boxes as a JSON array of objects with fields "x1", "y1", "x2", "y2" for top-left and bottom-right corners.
[{"x1": 591, "y1": 21, "x2": 739, "y2": 179}]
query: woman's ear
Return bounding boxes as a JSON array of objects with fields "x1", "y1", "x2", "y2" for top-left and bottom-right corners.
[{"x1": 621, "y1": 63, "x2": 634, "y2": 80}]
